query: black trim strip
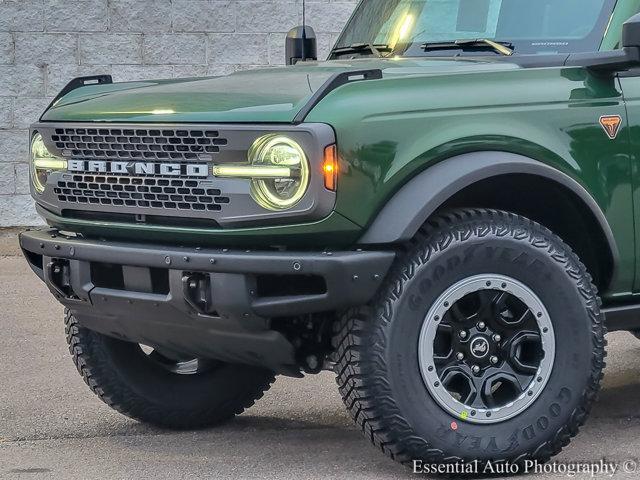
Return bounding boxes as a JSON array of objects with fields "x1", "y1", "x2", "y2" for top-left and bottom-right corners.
[
  {"x1": 293, "y1": 69, "x2": 382, "y2": 124},
  {"x1": 40, "y1": 75, "x2": 113, "y2": 120},
  {"x1": 603, "y1": 304, "x2": 640, "y2": 331}
]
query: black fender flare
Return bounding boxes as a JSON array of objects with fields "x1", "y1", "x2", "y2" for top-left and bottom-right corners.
[{"x1": 358, "y1": 151, "x2": 619, "y2": 266}]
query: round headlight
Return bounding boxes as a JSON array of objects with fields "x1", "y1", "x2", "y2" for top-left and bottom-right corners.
[
  {"x1": 248, "y1": 135, "x2": 309, "y2": 211},
  {"x1": 30, "y1": 133, "x2": 67, "y2": 194}
]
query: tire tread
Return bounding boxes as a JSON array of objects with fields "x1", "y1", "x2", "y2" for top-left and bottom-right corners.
[
  {"x1": 65, "y1": 310, "x2": 275, "y2": 429},
  {"x1": 333, "y1": 208, "x2": 606, "y2": 465}
]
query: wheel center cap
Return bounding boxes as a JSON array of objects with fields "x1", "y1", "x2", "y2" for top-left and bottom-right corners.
[{"x1": 469, "y1": 336, "x2": 490, "y2": 359}]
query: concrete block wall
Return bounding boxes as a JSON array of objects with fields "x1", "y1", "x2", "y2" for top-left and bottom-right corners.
[{"x1": 0, "y1": 0, "x2": 357, "y2": 226}]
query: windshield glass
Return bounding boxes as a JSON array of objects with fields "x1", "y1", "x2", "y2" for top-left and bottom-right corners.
[{"x1": 334, "y1": 0, "x2": 618, "y2": 57}]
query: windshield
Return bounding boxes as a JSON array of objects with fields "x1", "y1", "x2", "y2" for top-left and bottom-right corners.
[{"x1": 334, "y1": 0, "x2": 618, "y2": 57}]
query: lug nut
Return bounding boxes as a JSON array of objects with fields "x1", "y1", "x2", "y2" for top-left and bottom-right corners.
[
  {"x1": 459, "y1": 330, "x2": 468, "y2": 339},
  {"x1": 493, "y1": 334, "x2": 502, "y2": 343},
  {"x1": 477, "y1": 321, "x2": 486, "y2": 331},
  {"x1": 456, "y1": 352, "x2": 465, "y2": 361},
  {"x1": 472, "y1": 365, "x2": 481, "y2": 374},
  {"x1": 490, "y1": 356, "x2": 499, "y2": 365}
]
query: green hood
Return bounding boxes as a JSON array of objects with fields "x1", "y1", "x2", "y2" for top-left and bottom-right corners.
[{"x1": 41, "y1": 58, "x2": 520, "y2": 124}]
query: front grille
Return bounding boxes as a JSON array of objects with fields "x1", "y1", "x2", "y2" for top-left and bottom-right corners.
[
  {"x1": 50, "y1": 127, "x2": 228, "y2": 161},
  {"x1": 34, "y1": 121, "x2": 334, "y2": 228},
  {"x1": 54, "y1": 174, "x2": 230, "y2": 212}
]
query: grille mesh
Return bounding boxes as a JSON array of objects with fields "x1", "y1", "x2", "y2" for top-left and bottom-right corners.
[
  {"x1": 55, "y1": 174, "x2": 230, "y2": 212},
  {"x1": 51, "y1": 127, "x2": 228, "y2": 161}
]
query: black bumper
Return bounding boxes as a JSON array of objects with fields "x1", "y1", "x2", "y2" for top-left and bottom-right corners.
[{"x1": 20, "y1": 229, "x2": 395, "y2": 374}]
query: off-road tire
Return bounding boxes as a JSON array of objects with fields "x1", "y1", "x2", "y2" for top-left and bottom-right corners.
[
  {"x1": 65, "y1": 309, "x2": 275, "y2": 429},
  {"x1": 333, "y1": 209, "x2": 606, "y2": 466}
]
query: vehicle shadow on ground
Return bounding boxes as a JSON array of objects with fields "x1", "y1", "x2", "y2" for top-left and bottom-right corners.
[
  {"x1": 88, "y1": 355, "x2": 640, "y2": 438},
  {"x1": 593, "y1": 381, "x2": 640, "y2": 419},
  {"x1": 228, "y1": 413, "x2": 351, "y2": 432}
]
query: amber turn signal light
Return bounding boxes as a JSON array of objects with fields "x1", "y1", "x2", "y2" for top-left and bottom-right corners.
[{"x1": 323, "y1": 144, "x2": 338, "y2": 191}]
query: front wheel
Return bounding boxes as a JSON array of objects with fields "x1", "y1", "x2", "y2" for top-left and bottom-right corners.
[
  {"x1": 65, "y1": 310, "x2": 275, "y2": 429},
  {"x1": 333, "y1": 209, "x2": 605, "y2": 465}
]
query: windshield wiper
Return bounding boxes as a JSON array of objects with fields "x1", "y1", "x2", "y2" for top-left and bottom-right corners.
[
  {"x1": 422, "y1": 39, "x2": 514, "y2": 56},
  {"x1": 331, "y1": 43, "x2": 393, "y2": 58}
]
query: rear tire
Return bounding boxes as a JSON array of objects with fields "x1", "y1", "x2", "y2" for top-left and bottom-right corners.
[
  {"x1": 65, "y1": 309, "x2": 275, "y2": 429},
  {"x1": 333, "y1": 209, "x2": 605, "y2": 466}
]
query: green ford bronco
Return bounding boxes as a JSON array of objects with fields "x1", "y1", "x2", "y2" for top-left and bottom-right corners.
[{"x1": 18, "y1": 0, "x2": 640, "y2": 469}]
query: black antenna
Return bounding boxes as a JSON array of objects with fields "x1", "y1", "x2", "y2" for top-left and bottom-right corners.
[
  {"x1": 301, "y1": 0, "x2": 307, "y2": 58},
  {"x1": 302, "y1": 0, "x2": 306, "y2": 32}
]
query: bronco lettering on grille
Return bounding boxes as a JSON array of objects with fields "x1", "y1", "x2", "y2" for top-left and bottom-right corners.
[{"x1": 67, "y1": 160, "x2": 209, "y2": 178}]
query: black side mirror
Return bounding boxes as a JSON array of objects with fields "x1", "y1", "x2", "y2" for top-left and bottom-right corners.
[
  {"x1": 285, "y1": 26, "x2": 317, "y2": 65},
  {"x1": 566, "y1": 13, "x2": 640, "y2": 71},
  {"x1": 623, "y1": 13, "x2": 640, "y2": 48}
]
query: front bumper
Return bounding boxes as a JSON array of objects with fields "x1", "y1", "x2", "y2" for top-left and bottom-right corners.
[{"x1": 20, "y1": 228, "x2": 395, "y2": 373}]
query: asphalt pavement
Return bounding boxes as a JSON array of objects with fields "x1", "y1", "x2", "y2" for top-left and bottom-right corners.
[{"x1": 1, "y1": 235, "x2": 640, "y2": 479}]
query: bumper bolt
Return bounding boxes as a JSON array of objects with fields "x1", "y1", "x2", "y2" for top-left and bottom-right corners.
[
  {"x1": 293, "y1": 262, "x2": 301, "y2": 271},
  {"x1": 164, "y1": 256, "x2": 171, "y2": 265}
]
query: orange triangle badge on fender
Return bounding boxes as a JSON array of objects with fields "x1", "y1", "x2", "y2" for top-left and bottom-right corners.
[{"x1": 599, "y1": 115, "x2": 622, "y2": 140}]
